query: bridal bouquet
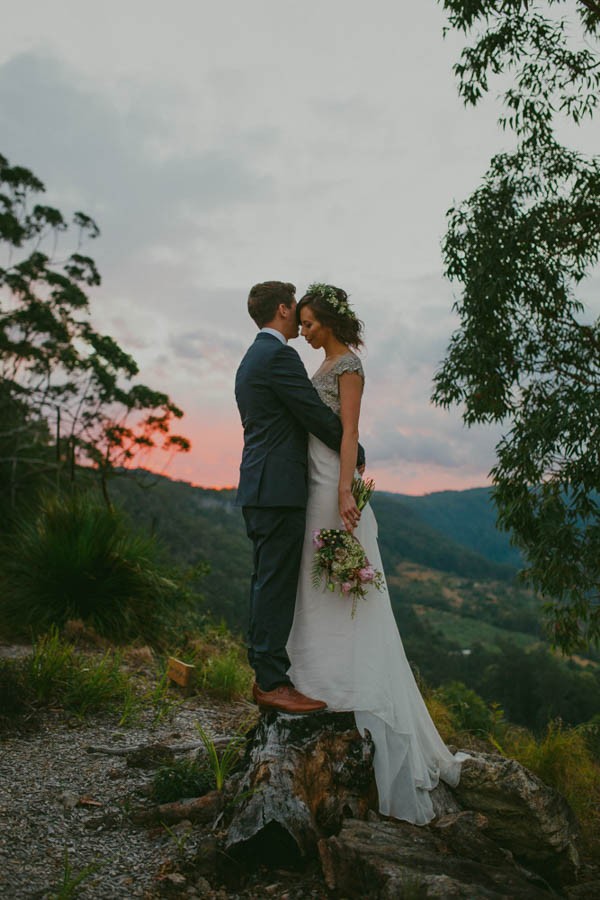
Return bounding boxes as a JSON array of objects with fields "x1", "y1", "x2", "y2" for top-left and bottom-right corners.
[{"x1": 311, "y1": 475, "x2": 384, "y2": 618}]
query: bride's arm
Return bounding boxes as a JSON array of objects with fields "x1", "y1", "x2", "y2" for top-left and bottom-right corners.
[{"x1": 338, "y1": 371, "x2": 364, "y2": 531}]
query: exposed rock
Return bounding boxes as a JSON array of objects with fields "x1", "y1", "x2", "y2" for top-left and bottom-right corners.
[
  {"x1": 58, "y1": 789, "x2": 79, "y2": 810},
  {"x1": 452, "y1": 751, "x2": 580, "y2": 885},
  {"x1": 318, "y1": 817, "x2": 555, "y2": 899},
  {"x1": 565, "y1": 880, "x2": 600, "y2": 898},
  {"x1": 225, "y1": 710, "x2": 377, "y2": 861},
  {"x1": 429, "y1": 779, "x2": 462, "y2": 818}
]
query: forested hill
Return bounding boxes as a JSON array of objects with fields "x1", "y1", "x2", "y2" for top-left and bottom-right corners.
[
  {"x1": 108, "y1": 471, "x2": 516, "y2": 627},
  {"x1": 369, "y1": 491, "x2": 517, "y2": 581},
  {"x1": 384, "y1": 487, "x2": 523, "y2": 569}
]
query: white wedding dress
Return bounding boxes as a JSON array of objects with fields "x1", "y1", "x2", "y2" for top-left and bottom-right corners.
[{"x1": 287, "y1": 352, "x2": 464, "y2": 825}]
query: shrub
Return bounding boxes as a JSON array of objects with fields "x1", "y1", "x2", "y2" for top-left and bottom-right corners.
[
  {"x1": 580, "y1": 714, "x2": 600, "y2": 762},
  {"x1": 151, "y1": 757, "x2": 214, "y2": 804},
  {"x1": 0, "y1": 491, "x2": 203, "y2": 644},
  {"x1": 433, "y1": 681, "x2": 496, "y2": 736}
]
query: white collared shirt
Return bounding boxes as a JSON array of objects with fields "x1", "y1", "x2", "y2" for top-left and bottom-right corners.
[{"x1": 260, "y1": 327, "x2": 287, "y2": 344}]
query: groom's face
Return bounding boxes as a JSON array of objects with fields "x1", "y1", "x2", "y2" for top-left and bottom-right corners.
[{"x1": 281, "y1": 299, "x2": 300, "y2": 340}]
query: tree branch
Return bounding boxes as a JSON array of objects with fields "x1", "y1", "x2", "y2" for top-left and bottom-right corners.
[{"x1": 579, "y1": 1, "x2": 600, "y2": 23}]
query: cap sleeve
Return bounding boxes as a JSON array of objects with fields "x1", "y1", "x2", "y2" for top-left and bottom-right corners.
[{"x1": 335, "y1": 353, "x2": 365, "y2": 381}]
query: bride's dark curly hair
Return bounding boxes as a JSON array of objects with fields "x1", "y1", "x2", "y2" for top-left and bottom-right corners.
[{"x1": 297, "y1": 284, "x2": 364, "y2": 349}]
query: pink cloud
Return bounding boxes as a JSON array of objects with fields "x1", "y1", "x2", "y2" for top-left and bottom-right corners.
[{"x1": 142, "y1": 411, "x2": 491, "y2": 496}]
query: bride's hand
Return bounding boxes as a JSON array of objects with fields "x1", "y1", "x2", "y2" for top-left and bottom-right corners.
[{"x1": 339, "y1": 488, "x2": 361, "y2": 532}]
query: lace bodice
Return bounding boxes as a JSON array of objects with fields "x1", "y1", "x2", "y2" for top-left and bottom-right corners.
[{"x1": 311, "y1": 352, "x2": 364, "y2": 415}]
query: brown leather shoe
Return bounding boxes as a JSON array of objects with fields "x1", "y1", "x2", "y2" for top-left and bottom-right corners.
[{"x1": 252, "y1": 682, "x2": 327, "y2": 714}]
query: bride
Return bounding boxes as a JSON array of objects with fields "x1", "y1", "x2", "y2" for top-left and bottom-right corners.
[{"x1": 286, "y1": 283, "x2": 464, "y2": 826}]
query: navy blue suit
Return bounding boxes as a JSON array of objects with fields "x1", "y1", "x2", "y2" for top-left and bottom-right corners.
[{"x1": 235, "y1": 331, "x2": 360, "y2": 690}]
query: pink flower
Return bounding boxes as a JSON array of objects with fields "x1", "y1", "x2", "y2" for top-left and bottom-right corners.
[
  {"x1": 359, "y1": 565, "x2": 376, "y2": 583},
  {"x1": 341, "y1": 581, "x2": 353, "y2": 594},
  {"x1": 312, "y1": 530, "x2": 325, "y2": 549}
]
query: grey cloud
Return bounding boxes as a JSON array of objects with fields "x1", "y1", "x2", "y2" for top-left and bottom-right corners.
[
  {"x1": 365, "y1": 421, "x2": 501, "y2": 472},
  {"x1": 366, "y1": 428, "x2": 465, "y2": 469},
  {"x1": 170, "y1": 327, "x2": 247, "y2": 372},
  {"x1": 0, "y1": 53, "x2": 274, "y2": 268},
  {"x1": 312, "y1": 95, "x2": 378, "y2": 123}
]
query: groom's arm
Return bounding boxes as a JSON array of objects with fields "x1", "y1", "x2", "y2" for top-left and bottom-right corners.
[{"x1": 270, "y1": 345, "x2": 366, "y2": 467}]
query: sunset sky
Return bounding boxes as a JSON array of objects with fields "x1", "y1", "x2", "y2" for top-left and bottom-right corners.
[{"x1": 2, "y1": 1, "x2": 598, "y2": 494}]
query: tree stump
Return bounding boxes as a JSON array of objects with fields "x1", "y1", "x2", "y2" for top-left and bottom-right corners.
[
  {"x1": 222, "y1": 720, "x2": 585, "y2": 893},
  {"x1": 225, "y1": 710, "x2": 377, "y2": 864}
]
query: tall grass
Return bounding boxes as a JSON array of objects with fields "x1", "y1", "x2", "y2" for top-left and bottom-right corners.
[
  {"x1": 424, "y1": 693, "x2": 456, "y2": 743},
  {"x1": 200, "y1": 649, "x2": 253, "y2": 700},
  {"x1": 196, "y1": 723, "x2": 246, "y2": 790},
  {"x1": 426, "y1": 682, "x2": 600, "y2": 851},
  {"x1": 49, "y1": 848, "x2": 102, "y2": 900},
  {"x1": 1, "y1": 628, "x2": 134, "y2": 721},
  {"x1": 151, "y1": 757, "x2": 214, "y2": 804},
  {"x1": 0, "y1": 490, "x2": 202, "y2": 644},
  {"x1": 177, "y1": 623, "x2": 253, "y2": 701},
  {"x1": 498, "y1": 720, "x2": 600, "y2": 846}
]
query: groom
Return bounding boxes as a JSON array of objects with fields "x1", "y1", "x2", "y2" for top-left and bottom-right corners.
[{"x1": 235, "y1": 281, "x2": 364, "y2": 714}]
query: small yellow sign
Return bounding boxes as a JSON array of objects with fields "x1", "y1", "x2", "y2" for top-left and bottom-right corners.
[{"x1": 166, "y1": 656, "x2": 195, "y2": 688}]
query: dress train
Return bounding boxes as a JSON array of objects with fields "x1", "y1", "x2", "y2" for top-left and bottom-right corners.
[{"x1": 287, "y1": 435, "x2": 464, "y2": 825}]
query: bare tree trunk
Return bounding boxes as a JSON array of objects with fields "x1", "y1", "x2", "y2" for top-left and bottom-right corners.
[{"x1": 100, "y1": 469, "x2": 112, "y2": 510}]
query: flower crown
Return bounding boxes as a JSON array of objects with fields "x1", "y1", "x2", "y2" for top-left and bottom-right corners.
[{"x1": 305, "y1": 282, "x2": 357, "y2": 320}]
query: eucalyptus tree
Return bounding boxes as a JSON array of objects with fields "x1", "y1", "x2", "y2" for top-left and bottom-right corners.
[
  {"x1": 0, "y1": 153, "x2": 190, "y2": 507},
  {"x1": 433, "y1": 1, "x2": 600, "y2": 651}
]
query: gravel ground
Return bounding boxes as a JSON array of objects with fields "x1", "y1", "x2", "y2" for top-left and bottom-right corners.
[{"x1": 0, "y1": 689, "x2": 258, "y2": 899}]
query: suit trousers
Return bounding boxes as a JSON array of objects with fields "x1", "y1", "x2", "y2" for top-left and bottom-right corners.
[{"x1": 242, "y1": 505, "x2": 306, "y2": 692}]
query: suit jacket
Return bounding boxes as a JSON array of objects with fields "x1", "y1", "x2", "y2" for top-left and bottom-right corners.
[{"x1": 235, "y1": 332, "x2": 362, "y2": 508}]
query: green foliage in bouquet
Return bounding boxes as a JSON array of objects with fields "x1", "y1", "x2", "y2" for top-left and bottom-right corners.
[
  {"x1": 351, "y1": 474, "x2": 375, "y2": 511},
  {"x1": 311, "y1": 529, "x2": 383, "y2": 618},
  {"x1": 311, "y1": 475, "x2": 383, "y2": 617}
]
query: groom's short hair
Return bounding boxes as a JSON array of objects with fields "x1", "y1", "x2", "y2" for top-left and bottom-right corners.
[{"x1": 248, "y1": 281, "x2": 296, "y2": 327}]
